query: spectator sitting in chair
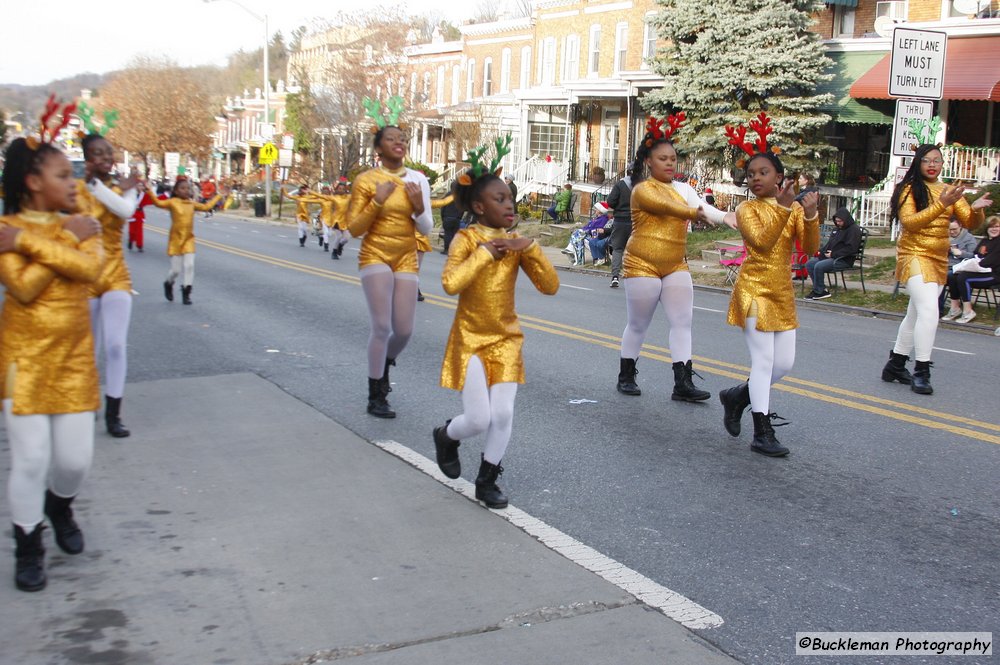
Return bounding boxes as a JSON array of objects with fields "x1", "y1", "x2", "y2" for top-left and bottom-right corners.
[
  {"x1": 805, "y1": 206, "x2": 862, "y2": 300},
  {"x1": 939, "y1": 216, "x2": 980, "y2": 314},
  {"x1": 941, "y1": 215, "x2": 1000, "y2": 324},
  {"x1": 547, "y1": 182, "x2": 573, "y2": 221},
  {"x1": 562, "y1": 202, "x2": 612, "y2": 266}
]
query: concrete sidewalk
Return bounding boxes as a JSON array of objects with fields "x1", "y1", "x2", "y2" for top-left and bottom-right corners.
[{"x1": 0, "y1": 373, "x2": 739, "y2": 664}]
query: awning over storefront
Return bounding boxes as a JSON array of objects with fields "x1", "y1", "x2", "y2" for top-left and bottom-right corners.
[
  {"x1": 819, "y1": 51, "x2": 894, "y2": 124},
  {"x1": 850, "y1": 36, "x2": 1000, "y2": 101}
]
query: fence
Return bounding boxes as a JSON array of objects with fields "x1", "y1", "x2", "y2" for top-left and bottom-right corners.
[{"x1": 940, "y1": 145, "x2": 1000, "y2": 184}]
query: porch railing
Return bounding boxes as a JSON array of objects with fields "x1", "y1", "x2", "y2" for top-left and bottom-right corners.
[{"x1": 940, "y1": 145, "x2": 1000, "y2": 184}]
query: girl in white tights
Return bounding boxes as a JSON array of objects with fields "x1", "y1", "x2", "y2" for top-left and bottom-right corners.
[{"x1": 432, "y1": 169, "x2": 558, "y2": 509}]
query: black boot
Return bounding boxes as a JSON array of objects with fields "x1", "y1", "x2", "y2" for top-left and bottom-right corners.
[
  {"x1": 44, "y1": 491, "x2": 84, "y2": 555},
  {"x1": 475, "y1": 456, "x2": 508, "y2": 509},
  {"x1": 881, "y1": 350, "x2": 912, "y2": 385},
  {"x1": 163, "y1": 280, "x2": 174, "y2": 302},
  {"x1": 718, "y1": 382, "x2": 751, "y2": 436},
  {"x1": 331, "y1": 248, "x2": 339, "y2": 260},
  {"x1": 13, "y1": 524, "x2": 46, "y2": 592},
  {"x1": 324, "y1": 242, "x2": 330, "y2": 252},
  {"x1": 432, "y1": 420, "x2": 461, "y2": 479},
  {"x1": 671, "y1": 360, "x2": 711, "y2": 402},
  {"x1": 299, "y1": 236, "x2": 306, "y2": 247},
  {"x1": 181, "y1": 285, "x2": 192, "y2": 305},
  {"x1": 911, "y1": 360, "x2": 933, "y2": 395},
  {"x1": 750, "y1": 411, "x2": 790, "y2": 457},
  {"x1": 367, "y1": 377, "x2": 395, "y2": 418},
  {"x1": 617, "y1": 358, "x2": 641, "y2": 396},
  {"x1": 104, "y1": 395, "x2": 130, "y2": 438},
  {"x1": 417, "y1": 290, "x2": 425, "y2": 302}
]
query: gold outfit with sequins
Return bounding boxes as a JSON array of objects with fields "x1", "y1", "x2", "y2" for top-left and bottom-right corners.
[
  {"x1": 347, "y1": 168, "x2": 421, "y2": 274},
  {"x1": 0, "y1": 211, "x2": 104, "y2": 415},
  {"x1": 440, "y1": 224, "x2": 559, "y2": 390},
  {"x1": 623, "y1": 179, "x2": 699, "y2": 279},
  {"x1": 727, "y1": 198, "x2": 819, "y2": 332},
  {"x1": 148, "y1": 194, "x2": 221, "y2": 256},
  {"x1": 75, "y1": 180, "x2": 131, "y2": 297}
]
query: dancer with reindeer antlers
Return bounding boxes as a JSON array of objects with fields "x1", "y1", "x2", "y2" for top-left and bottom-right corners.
[
  {"x1": 348, "y1": 96, "x2": 433, "y2": 419},
  {"x1": 718, "y1": 113, "x2": 819, "y2": 457},
  {"x1": 615, "y1": 112, "x2": 735, "y2": 403}
]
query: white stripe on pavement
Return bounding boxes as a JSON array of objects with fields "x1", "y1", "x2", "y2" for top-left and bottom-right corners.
[
  {"x1": 373, "y1": 439, "x2": 725, "y2": 630},
  {"x1": 932, "y1": 346, "x2": 974, "y2": 355},
  {"x1": 561, "y1": 284, "x2": 593, "y2": 291},
  {"x1": 694, "y1": 306, "x2": 724, "y2": 313}
]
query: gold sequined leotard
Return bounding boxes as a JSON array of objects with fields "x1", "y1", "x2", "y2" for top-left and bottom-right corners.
[
  {"x1": 286, "y1": 191, "x2": 317, "y2": 222},
  {"x1": 727, "y1": 198, "x2": 819, "y2": 332},
  {"x1": 148, "y1": 194, "x2": 221, "y2": 256},
  {"x1": 347, "y1": 167, "x2": 427, "y2": 274},
  {"x1": 0, "y1": 210, "x2": 104, "y2": 415},
  {"x1": 75, "y1": 179, "x2": 132, "y2": 297},
  {"x1": 623, "y1": 178, "x2": 699, "y2": 279},
  {"x1": 895, "y1": 181, "x2": 985, "y2": 285},
  {"x1": 440, "y1": 224, "x2": 559, "y2": 390}
]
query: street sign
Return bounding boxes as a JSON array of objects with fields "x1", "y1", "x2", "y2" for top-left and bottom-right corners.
[
  {"x1": 890, "y1": 99, "x2": 934, "y2": 156},
  {"x1": 889, "y1": 27, "x2": 947, "y2": 100},
  {"x1": 164, "y1": 152, "x2": 180, "y2": 176},
  {"x1": 278, "y1": 149, "x2": 293, "y2": 168},
  {"x1": 259, "y1": 143, "x2": 278, "y2": 165}
]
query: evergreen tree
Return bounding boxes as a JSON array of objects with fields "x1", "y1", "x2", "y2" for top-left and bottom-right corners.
[{"x1": 643, "y1": 0, "x2": 834, "y2": 171}]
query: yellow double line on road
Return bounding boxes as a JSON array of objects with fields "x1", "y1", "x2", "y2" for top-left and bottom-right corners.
[{"x1": 148, "y1": 225, "x2": 1000, "y2": 446}]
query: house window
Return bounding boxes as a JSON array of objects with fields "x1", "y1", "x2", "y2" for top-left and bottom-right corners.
[
  {"x1": 642, "y1": 13, "x2": 657, "y2": 69},
  {"x1": 528, "y1": 122, "x2": 569, "y2": 161},
  {"x1": 500, "y1": 48, "x2": 512, "y2": 93},
  {"x1": 437, "y1": 65, "x2": 446, "y2": 105},
  {"x1": 563, "y1": 34, "x2": 580, "y2": 81},
  {"x1": 520, "y1": 46, "x2": 532, "y2": 90},
  {"x1": 588, "y1": 24, "x2": 601, "y2": 76},
  {"x1": 542, "y1": 37, "x2": 557, "y2": 86},
  {"x1": 613, "y1": 22, "x2": 628, "y2": 73},
  {"x1": 483, "y1": 58, "x2": 493, "y2": 96},
  {"x1": 833, "y1": 5, "x2": 856, "y2": 37},
  {"x1": 466, "y1": 59, "x2": 476, "y2": 100},
  {"x1": 410, "y1": 72, "x2": 417, "y2": 105},
  {"x1": 452, "y1": 65, "x2": 461, "y2": 104}
]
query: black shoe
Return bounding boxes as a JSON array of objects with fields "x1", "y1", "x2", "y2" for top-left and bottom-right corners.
[
  {"x1": 331, "y1": 248, "x2": 339, "y2": 260},
  {"x1": 617, "y1": 358, "x2": 641, "y2": 395},
  {"x1": 417, "y1": 290, "x2": 425, "y2": 302},
  {"x1": 181, "y1": 285, "x2": 193, "y2": 305},
  {"x1": 911, "y1": 360, "x2": 933, "y2": 395},
  {"x1": 813, "y1": 290, "x2": 832, "y2": 300},
  {"x1": 44, "y1": 491, "x2": 84, "y2": 555},
  {"x1": 881, "y1": 350, "x2": 912, "y2": 385},
  {"x1": 671, "y1": 360, "x2": 711, "y2": 402},
  {"x1": 432, "y1": 421, "x2": 461, "y2": 479},
  {"x1": 750, "y1": 411, "x2": 790, "y2": 457},
  {"x1": 13, "y1": 524, "x2": 46, "y2": 592},
  {"x1": 475, "y1": 456, "x2": 508, "y2": 509},
  {"x1": 128, "y1": 240, "x2": 133, "y2": 251},
  {"x1": 610, "y1": 276, "x2": 620, "y2": 288},
  {"x1": 138, "y1": 247, "x2": 143, "y2": 253},
  {"x1": 719, "y1": 382, "x2": 751, "y2": 437},
  {"x1": 367, "y1": 377, "x2": 395, "y2": 418},
  {"x1": 104, "y1": 395, "x2": 130, "y2": 438},
  {"x1": 299, "y1": 237, "x2": 306, "y2": 247},
  {"x1": 324, "y1": 242, "x2": 330, "y2": 252},
  {"x1": 163, "y1": 281, "x2": 174, "y2": 302},
  {"x1": 805, "y1": 290, "x2": 819, "y2": 300}
]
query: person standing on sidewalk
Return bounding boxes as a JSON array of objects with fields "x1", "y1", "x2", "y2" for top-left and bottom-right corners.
[
  {"x1": 880, "y1": 144, "x2": 990, "y2": 394},
  {"x1": 718, "y1": 114, "x2": 819, "y2": 457},
  {"x1": 616, "y1": 113, "x2": 732, "y2": 403},
  {"x1": 0, "y1": 136, "x2": 104, "y2": 592},
  {"x1": 76, "y1": 134, "x2": 141, "y2": 438},
  {"x1": 432, "y1": 146, "x2": 558, "y2": 509},
  {"x1": 804, "y1": 207, "x2": 861, "y2": 299},
  {"x1": 606, "y1": 172, "x2": 633, "y2": 288},
  {"x1": 147, "y1": 176, "x2": 223, "y2": 305}
]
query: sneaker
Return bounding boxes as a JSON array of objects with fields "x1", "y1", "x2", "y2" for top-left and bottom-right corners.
[
  {"x1": 594, "y1": 258, "x2": 607, "y2": 266},
  {"x1": 610, "y1": 276, "x2": 620, "y2": 288},
  {"x1": 940, "y1": 308, "x2": 962, "y2": 321},
  {"x1": 805, "y1": 291, "x2": 819, "y2": 300},
  {"x1": 560, "y1": 248, "x2": 573, "y2": 255},
  {"x1": 813, "y1": 291, "x2": 832, "y2": 300},
  {"x1": 956, "y1": 310, "x2": 977, "y2": 324}
]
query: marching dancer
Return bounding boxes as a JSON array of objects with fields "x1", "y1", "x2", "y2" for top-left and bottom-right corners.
[
  {"x1": 76, "y1": 134, "x2": 140, "y2": 437},
  {"x1": 284, "y1": 184, "x2": 317, "y2": 248},
  {"x1": 718, "y1": 113, "x2": 819, "y2": 456},
  {"x1": 348, "y1": 97, "x2": 433, "y2": 417},
  {"x1": 432, "y1": 137, "x2": 559, "y2": 508},
  {"x1": 147, "y1": 176, "x2": 223, "y2": 305},
  {"x1": 616, "y1": 113, "x2": 734, "y2": 402},
  {"x1": 881, "y1": 143, "x2": 990, "y2": 394},
  {"x1": 0, "y1": 126, "x2": 104, "y2": 591},
  {"x1": 330, "y1": 178, "x2": 351, "y2": 260}
]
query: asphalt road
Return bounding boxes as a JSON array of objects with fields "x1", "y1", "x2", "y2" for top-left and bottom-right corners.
[{"x1": 123, "y1": 209, "x2": 999, "y2": 665}]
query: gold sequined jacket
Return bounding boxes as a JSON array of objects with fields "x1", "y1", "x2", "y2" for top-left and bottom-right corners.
[
  {"x1": 75, "y1": 179, "x2": 132, "y2": 296},
  {"x1": 347, "y1": 168, "x2": 429, "y2": 273},
  {"x1": 149, "y1": 193, "x2": 221, "y2": 256},
  {"x1": 624, "y1": 178, "x2": 699, "y2": 279}
]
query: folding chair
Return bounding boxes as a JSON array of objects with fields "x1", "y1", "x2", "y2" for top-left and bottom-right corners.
[{"x1": 719, "y1": 245, "x2": 747, "y2": 285}]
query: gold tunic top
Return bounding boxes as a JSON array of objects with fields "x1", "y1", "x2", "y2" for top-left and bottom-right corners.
[
  {"x1": 286, "y1": 192, "x2": 316, "y2": 222},
  {"x1": 332, "y1": 194, "x2": 350, "y2": 230},
  {"x1": 310, "y1": 194, "x2": 337, "y2": 227},
  {"x1": 0, "y1": 210, "x2": 103, "y2": 415},
  {"x1": 347, "y1": 168, "x2": 423, "y2": 274},
  {"x1": 149, "y1": 194, "x2": 220, "y2": 256},
  {"x1": 75, "y1": 180, "x2": 132, "y2": 296},
  {"x1": 728, "y1": 198, "x2": 819, "y2": 332},
  {"x1": 623, "y1": 178, "x2": 699, "y2": 279},
  {"x1": 440, "y1": 224, "x2": 560, "y2": 390},
  {"x1": 895, "y1": 181, "x2": 985, "y2": 284}
]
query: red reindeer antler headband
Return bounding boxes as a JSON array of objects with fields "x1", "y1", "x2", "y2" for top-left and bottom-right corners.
[
  {"x1": 26, "y1": 94, "x2": 78, "y2": 150},
  {"x1": 643, "y1": 112, "x2": 686, "y2": 147},
  {"x1": 725, "y1": 112, "x2": 780, "y2": 166}
]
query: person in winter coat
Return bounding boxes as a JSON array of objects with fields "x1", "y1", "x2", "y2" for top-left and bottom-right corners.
[{"x1": 804, "y1": 207, "x2": 862, "y2": 299}]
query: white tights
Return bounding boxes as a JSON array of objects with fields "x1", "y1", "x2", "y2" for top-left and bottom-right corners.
[
  {"x1": 445, "y1": 356, "x2": 518, "y2": 465},
  {"x1": 743, "y1": 317, "x2": 796, "y2": 414},
  {"x1": 893, "y1": 274, "x2": 942, "y2": 362},
  {"x1": 167, "y1": 253, "x2": 195, "y2": 287},
  {"x1": 297, "y1": 219, "x2": 309, "y2": 240},
  {"x1": 621, "y1": 272, "x2": 694, "y2": 361},
  {"x1": 4, "y1": 399, "x2": 94, "y2": 530},
  {"x1": 332, "y1": 229, "x2": 349, "y2": 249},
  {"x1": 89, "y1": 290, "x2": 132, "y2": 399},
  {"x1": 360, "y1": 264, "x2": 418, "y2": 378}
]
